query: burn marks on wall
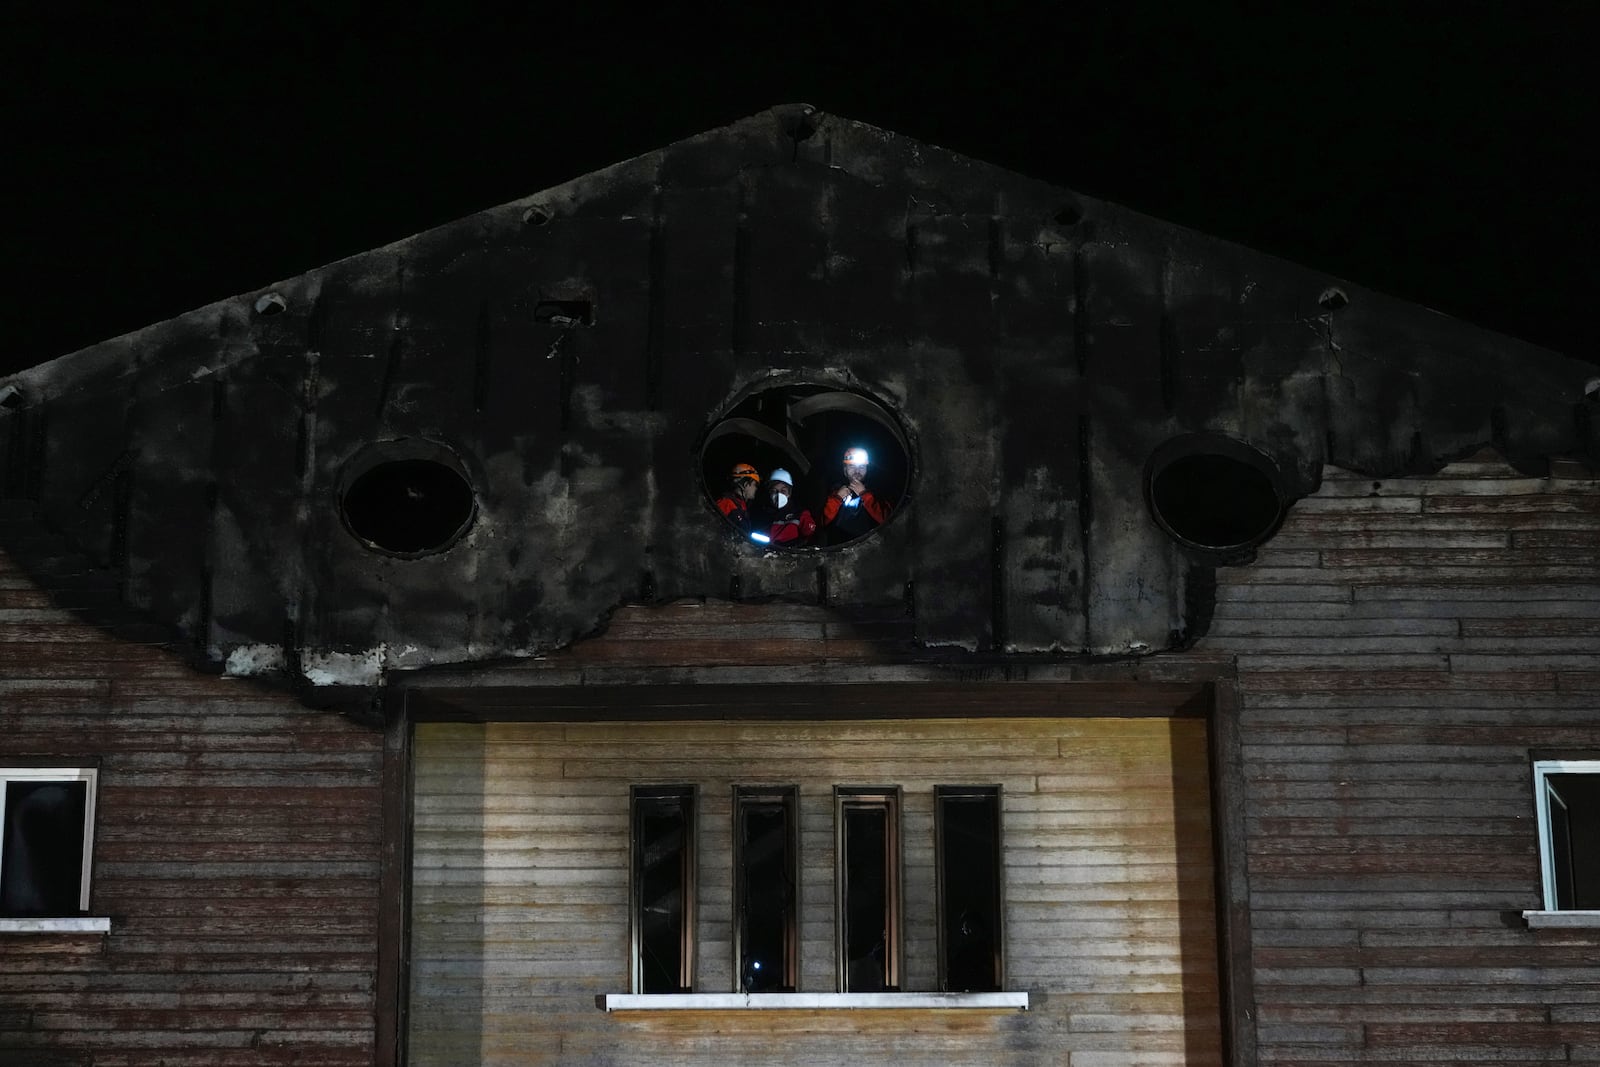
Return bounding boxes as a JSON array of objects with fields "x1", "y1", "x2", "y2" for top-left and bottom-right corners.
[
  {"x1": 339, "y1": 440, "x2": 477, "y2": 558},
  {"x1": 0, "y1": 105, "x2": 1591, "y2": 697},
  {"x1": 1145, "y1": 434, "x2": 1286, "y2": 560}
]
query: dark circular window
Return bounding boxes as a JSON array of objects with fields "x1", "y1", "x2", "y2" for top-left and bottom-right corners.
[
  {"x1": 339, "y1": 442, "x2": 477, "y2": 557},
  {"x1": 701, "y1": 383, "x2": 912, "y2": 549},
  {"x1": 1146, "y1": 435, "x2": 1285, "y2": 554}
]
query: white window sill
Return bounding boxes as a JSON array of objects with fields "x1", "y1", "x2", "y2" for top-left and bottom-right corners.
[
  {"x1": 0, "y1": 917, "x2": 111, "y2": 934},
  {"x1": 1523, "y1": 910, "x2": 1600, "y2": 928},
  {"x1": 598, "y1": 992, "x2": 1029, "y2": 1012}
]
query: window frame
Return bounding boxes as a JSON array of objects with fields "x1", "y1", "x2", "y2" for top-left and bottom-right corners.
[
  {"x1": 732, "y1": 785, "x2": 799, "y2": 993},
  {"x1": 0, "y1": 766, "x2": 100, "y2": 918},
  {"x1": 1532, "y1": 759, "x2": 1600, "y2": 912},
  {"x1": 934, "y1": 784, "x2": 1005, "y2": 993},
  {"x1": 834, "y1": 786, "x2": 902, "y2": 993},
  {"x1": 629, "y1": 784, "x2": 697, "y2": 994}
]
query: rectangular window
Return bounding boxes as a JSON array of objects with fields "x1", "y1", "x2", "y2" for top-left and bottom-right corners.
[
  {"x1": 631, "y1": 786, "x2": 695, "y2": 993},
  {"x1": 734, "y1": 786, "x2": 797, "y2": 992},
  {"x1": 935, "y1": 785, "x2": 1003, "y2": 992},
  {"x1": 1, "y1": 768, "x2": 99, "y2": 917},
  {"x1": 835, "y1": 787, "x2": 901, "y2": 992},
  {"x1": 1534, "y1": 761, "x2": 1600, "y2": 911}
]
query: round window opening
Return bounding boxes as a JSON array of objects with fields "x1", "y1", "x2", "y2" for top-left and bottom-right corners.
[
  {"x1": 701, "y1": 384, "x2": 912, "y2": 549},
  {"x1": 1146, "y1": 436, "x2": 1285, "y2": 554},
  {"x1": 340, "y1": 444, "x2": 477, "y2": 557}
]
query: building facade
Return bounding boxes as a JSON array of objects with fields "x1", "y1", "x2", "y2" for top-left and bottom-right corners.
[{"x1": 2, "y1": 107, "x2": 1597, "y2": 1065}]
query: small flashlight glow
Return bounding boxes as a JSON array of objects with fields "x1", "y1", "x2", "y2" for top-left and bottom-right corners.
[{"x1": 750, "y1": 532, "x2": 771, "y2": 544}]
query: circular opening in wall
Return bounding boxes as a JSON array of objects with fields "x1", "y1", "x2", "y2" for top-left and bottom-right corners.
[
  {"x1": 701, "y1": 383, "x2": 912, "y2": 549},
  {"x1": 1146, "y1": 435, "x2": 1285, "y2": 554},
  {"x1": 339, "y1": 442, "x2": 477, "y2": 557}
]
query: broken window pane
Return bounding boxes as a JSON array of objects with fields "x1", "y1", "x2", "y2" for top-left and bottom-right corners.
[
  {"x1": 631, "y1": 786, "x2": 695, "y2": 993},
  {"x1": 735, "y1": 787, "x2": 797, "y2": 992},
  {"x1": 936, "y1": 786, "x2": 1003, "y2": 992}
]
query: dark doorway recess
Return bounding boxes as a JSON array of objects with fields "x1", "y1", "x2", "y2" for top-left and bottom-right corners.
[
  {"x1": 701, "y1": 383, "x2": 912, "y2": 548},
  {"x1": 1146, "y1": 435, "x2": 1286, "y2": 555},
  {"x1": 339, "y1": 442, "x2": 477, "y2": 557}
]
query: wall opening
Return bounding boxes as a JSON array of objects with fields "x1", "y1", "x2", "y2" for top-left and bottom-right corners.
[
  {"x1": 339, "y1": 441, "x2": 477, "y2": 557},
  {"x1": 701, "y1": 384, "x2": 911, "y2": 549},
  {"x1": 1146, "y1": 435, "x2": 1285, "y2": 555}
]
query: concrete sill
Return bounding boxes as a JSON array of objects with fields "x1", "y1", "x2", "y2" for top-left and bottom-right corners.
[
  {"x1": 0, "y1": 917, "x2": 111, "y2": 934},
  {"x1": 1523, "y1": 910, "x2": 1600, "y2": 928},
  {"x1": 599, "y1": 992, "x2": 1029, "y2": 1012}
]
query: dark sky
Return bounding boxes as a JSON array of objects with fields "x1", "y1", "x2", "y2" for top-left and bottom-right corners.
[{"x1": 4, "y1": 4, "x2": 1595, "y2": 377}]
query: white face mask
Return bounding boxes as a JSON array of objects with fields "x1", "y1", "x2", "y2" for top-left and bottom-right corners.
[{"x1": 773, "y1": 492, "x2": 789, "y2": 509}]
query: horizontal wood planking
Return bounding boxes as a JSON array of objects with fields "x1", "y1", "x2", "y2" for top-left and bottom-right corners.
[
  {"x1": 1206, "y1": 457, "x2": 1600, "y2": 1064},
  {"x1": 408, "y1": 716, "x2": 1223, "y2": 1066},
  {"x1": 0, "y1": 544, "x2": 383, "y2": 1066}
]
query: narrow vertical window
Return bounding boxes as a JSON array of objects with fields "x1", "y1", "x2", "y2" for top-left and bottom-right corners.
[
  {"x1": 0, "y1": 768, "x2": 99, "y2": 917},
  {"x1": 631, "y1": 786, "x2": 695, "y2": 993},
  {"x1": 836, "y1": 788, "x2": 901, "y2": 992},
  {"x1": 734, "y1": 786, "x2": 797, "y2": 992},
  {"x1": 1534, "y1": 761, "x2": 1600, "y2": 911},
  {"x1": 935, "y1": 785, "x2": 1003, "y2": 992}
]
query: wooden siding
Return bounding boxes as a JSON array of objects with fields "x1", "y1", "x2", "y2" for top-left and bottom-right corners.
[
  {"x1": 1201, "y1": 455, "x2": 1600, "y2": 1065},
  {"x1": 409, "y1": 716, "x2": 1223, "y2": 1066},
  {"x1": 6, "y1": 446, "x2": 1597, "y2": 1067},
  {"x1": 0, "y1": 511, "x2": 384, "y2": 1067}
]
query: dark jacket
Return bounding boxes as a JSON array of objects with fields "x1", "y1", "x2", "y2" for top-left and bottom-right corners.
[{"x1": 822, "y1": 486, "x2": 890, "y2": 539}]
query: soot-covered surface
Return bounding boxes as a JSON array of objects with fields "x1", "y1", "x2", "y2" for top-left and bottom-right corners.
[{"x1": 0, "y1": 105, "x2": 1592, "y2": 696}]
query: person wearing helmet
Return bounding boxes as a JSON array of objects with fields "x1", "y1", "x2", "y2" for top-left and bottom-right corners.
[
  {"x1": 822, "y1": 446, "x2": 891, "y2": 542},
  {"x1": 715, "y1": 462, "x2": 761, "y2": 534},
  {"x1": 758, "y1": 467, "x2": 817, "y2": 546}
]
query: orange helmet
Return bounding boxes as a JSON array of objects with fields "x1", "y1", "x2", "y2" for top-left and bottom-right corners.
[{"x1": 731, "y1": 462, "x2": 760, "y2": 485}]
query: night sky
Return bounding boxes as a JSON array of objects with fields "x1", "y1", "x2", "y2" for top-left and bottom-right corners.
[{"x1": 4, "y1": 5, "x2": 1594, "y2": 378}]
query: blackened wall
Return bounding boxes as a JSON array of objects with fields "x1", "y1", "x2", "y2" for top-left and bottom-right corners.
[{"x1": 2, "y1": 107, "x2": 1591, "y2": 696}]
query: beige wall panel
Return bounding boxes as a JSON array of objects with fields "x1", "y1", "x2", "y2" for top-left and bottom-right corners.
[{"x1": 409, "y1": 715, "x2": 1222, "y2": 1066}]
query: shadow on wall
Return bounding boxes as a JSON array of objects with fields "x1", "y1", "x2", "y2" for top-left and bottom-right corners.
[
  {"x1": 406, "y1": 727, "x2": 487, "y2": 1065},
  {"x1": 1170, "y1": 716, "x2": 1227, "y2": 1064}
]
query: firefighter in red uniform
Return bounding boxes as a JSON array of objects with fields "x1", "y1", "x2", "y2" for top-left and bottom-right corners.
[
  {"x1": 759, "y1": 468, "x2": 817, "y2": 546},
  {"x1": 822, "y1": 447, "x2": 890, "y2": 542},
  {"x1": 715, "y1": 462, "x2": 761, "y2": 534}
]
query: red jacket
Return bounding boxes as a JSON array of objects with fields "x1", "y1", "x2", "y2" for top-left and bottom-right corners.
[
  {"x1": 716, "y1": 496, "x2": 750, "y2": 532},
  {"x1": 766, "y1": 508, "x2": 818, "y2": 546}
]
